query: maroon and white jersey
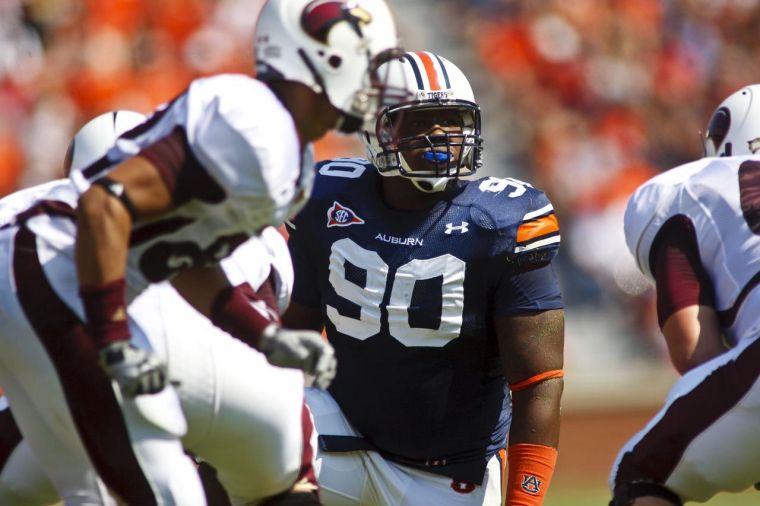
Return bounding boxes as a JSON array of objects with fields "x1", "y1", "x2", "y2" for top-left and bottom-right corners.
[
  {"x1": 19, "y1": 74, "x2": 313, "y2": 300},
  {"x1": 0, "y1": 179, "x2": 72, "y2": 225},
  {"x1": 624, "y1": 156, "x2": 760, "y2": 345}
]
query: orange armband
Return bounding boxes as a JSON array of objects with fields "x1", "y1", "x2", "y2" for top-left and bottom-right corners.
[
  {"x1": 505, "y1": 443, "x2": 557, "y2": 506},
  {"x1": 508, "y1": 369, "x2": 564, "y2": 392}
]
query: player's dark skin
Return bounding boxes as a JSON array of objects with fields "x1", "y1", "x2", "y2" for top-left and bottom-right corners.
[{"x1": 284, "y1": 107, "x2": 565, "y2": 451}]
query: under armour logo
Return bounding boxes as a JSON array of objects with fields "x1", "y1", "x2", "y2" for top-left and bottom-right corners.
[
  {"x1": 521, "y1": 474, "x2": 542, "y2": 495},
  {"x1": 444, "y1": 221, "x2": 469, "y2": 234}
]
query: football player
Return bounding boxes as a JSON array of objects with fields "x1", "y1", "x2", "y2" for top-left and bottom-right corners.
[
  {"x1": 284, "y1": 51, "x2": 565, "y2": 505},
  {"x1": 609, "y1": 84, "x2": 760, "y2": 505},
  {"x1": 0, "y1": 110, "x2": 318, "y2": 505},
  {"x1": 0, "y1": 0, "x2": 401, "y2": 503}
]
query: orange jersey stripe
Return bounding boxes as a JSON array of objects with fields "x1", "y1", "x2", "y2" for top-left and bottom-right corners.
[
  {"x1": 509, "y1": 369, "x2": 564, "y2": 392},
  {"x1": 415, "y1": 51, "x2": 441, "y2": 90},
  {"x1": 516, "y1": 213, "x2": 559, "y2": 244},
  {"x1": 499, "y1": 447, "x2": 508, "y2": 505}
]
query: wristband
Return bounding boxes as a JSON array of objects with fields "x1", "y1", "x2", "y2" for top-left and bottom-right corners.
[
  {"x1": 210, "y1": 282, "x2": 277, "y2": 348},
  {"x1": 80, "y1": 278, "x2": 131, "y2": 349},
  {"x1": 506, "y1": 443, "x2": 557, "y2": 505}
]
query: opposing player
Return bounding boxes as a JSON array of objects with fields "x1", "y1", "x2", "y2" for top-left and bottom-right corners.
[
  {"x1": 0, "y1": 0, "x2": 401, "y2": 503},
  {"x1": 609, "y1": 84, "x2": 760, "y2": 505},
  {"x1": 284, "y1": 51, "x2": 565, "y2": 505},
  {"x1": 0, "y1": 110, "x2": 317, "y2": 505}
]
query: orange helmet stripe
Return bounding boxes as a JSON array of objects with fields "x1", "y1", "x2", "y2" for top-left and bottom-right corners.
[
  {"x1": 415, "y1": 51, "x2": 441, "y2": 91},
  {"x1": 516, "y1": 213, "x2": 559, "y2": 243}
]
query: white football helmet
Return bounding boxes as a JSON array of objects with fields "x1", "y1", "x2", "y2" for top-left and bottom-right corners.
[
  {"x1": 254, "y1": 0, "x2": 402, "y2": 133},
  {"x1": 363, "y1": 51, "x2": 483, "y2": 193},
  {"x1": 704, "y1": 84, "x2": 760, "y2": 157},
  {"x1": 65, "y1": 110, "x2": 146, "y2": 175}
]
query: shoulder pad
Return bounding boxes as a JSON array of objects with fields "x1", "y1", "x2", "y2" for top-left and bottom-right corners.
[
  {"x1": 459, "y1": 176, "x2": 561, "y2": 268},
  {"x1": 624, "y1": 158, "x2": 709, "y2": 278},
  {"x1": 310, "y1": 157, "x2": 376, "y2": 200}
]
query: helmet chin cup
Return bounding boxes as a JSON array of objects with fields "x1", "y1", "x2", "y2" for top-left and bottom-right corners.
[{"x1": 411, "y1": 177, "x2": 450, "y2": 193}]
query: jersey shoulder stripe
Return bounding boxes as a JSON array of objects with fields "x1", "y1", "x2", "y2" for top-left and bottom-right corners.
[
  {"x1": 455, "y1": 177, "x2": 561, "y2": 267},
  {"x1": 515, "y1": 205, "x2": 560, "y2": 253}
]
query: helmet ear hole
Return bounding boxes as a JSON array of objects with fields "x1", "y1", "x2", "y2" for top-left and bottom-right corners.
[{"x1": 328, "y1": 55, "x2": 342, "y2": 68}]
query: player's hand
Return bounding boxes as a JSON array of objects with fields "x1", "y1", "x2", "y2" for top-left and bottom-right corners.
[
  {"x1": 259, "y1": 324, "x2": 337, "y2": 389},
  {"x1": 98, "y1": 341, "x2": 167, "y2": 397}
]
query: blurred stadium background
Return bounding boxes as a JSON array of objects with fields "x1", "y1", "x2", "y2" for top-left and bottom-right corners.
[{"x1": 2, "y1": 0, "x2": 760, "y2": 503}]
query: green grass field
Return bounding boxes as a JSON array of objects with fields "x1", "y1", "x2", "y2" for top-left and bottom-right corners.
[
  {"x1": 548, "y1": 408, "x2": 760, "y2": 506},
  {"x1": 545, "y1": 486, "x2": 759, "y2": 505}
]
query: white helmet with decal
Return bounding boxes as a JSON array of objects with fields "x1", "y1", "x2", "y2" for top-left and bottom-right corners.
[
  {"x1": 254, "y1": 0, "x2": 403, "y2": 133},
  {"x1": 704, "y1": 84, "x2": 760, "y2": 157},
  {"x1": 363, "y1": 51, "x2": 483, "y2": 193},
  {"x1": 65, "y1": 110, "x2": 146, "y2": 175}
]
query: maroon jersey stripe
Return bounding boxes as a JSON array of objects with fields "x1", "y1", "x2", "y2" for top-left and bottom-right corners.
[
  {"x1": 650, "y1": 215, "x2": 716, "y2": 327},
  {"x1": 13, "y1": 200, "x2": 76, "y2": 224},
  {"x1": 130, "y1": 216, "x2": 195, "y2": 247},
  {"x1": 299, "y1": 401, "x2": 319, "y2": 491},
  {"x1": 80, "y1": 153, "x2": 114, "y2": 180},
  {"x1": 612, "y1": 335, "x2": 760, "y2": 492},
  {"x1": 139, "y1": 126, "x2": 225, "y2": 206},
  {"x1": 12, "y1": 227, "x2": 158, "y2": 505},
  {"x1": 0, "y1": 406, "x2": 22, "y2": 474}
]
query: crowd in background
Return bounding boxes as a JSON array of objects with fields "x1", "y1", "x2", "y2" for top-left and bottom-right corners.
[
  {"x1": 457, "y1": 0, "x2": 760, "y2": 364},
  {"x1": 2, "y1": 0, "x2": 760, "y2": 368},
  {"x1": 0, "y1": 0, "x2": 360, "y2": 195}
]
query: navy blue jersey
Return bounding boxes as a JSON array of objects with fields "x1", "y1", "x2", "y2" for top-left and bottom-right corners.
[{"x1": 289, "y1": 158, "x2": 563, "y2": 483}]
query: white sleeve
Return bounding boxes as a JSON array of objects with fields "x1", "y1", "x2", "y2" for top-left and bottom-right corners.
[{"x1": 184, "y1": 76, "x2": 304, "y2": 230}]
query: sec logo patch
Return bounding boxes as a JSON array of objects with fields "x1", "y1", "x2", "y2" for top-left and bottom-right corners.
[{"x1": 326, "y1": 201, "x2": 364, "y2": 228}]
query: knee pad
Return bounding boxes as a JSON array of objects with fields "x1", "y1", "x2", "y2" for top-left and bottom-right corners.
[{"x1": 610, "y1": 481, "x2": 683, "y2": 506}]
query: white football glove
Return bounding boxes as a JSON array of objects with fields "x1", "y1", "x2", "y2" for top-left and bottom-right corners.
[
  {"x1": 98, "y1": 341, "x2": 168, "y2": 397},
  {"x1": 259, "y1": 324, "x2": 337, "y2": 389}
]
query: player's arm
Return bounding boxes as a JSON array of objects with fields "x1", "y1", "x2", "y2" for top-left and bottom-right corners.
[
  {"x1": 172, "y1": 264, "x2": 335, "y2": 388},
  {"x1": 661, "y1": 306, "x2": 724, "y2": 375},
  {"x1": 282, "y1": 302, "x2": 324, "y2": 332},
  {"x1": 282, "y1": 212, "x2": 325, "y2": 332},
  {"x1": 76, "y1": 155, "x2": 174, "y2": 396},
  {"x1": 497, "y1": 306, "x2": 564, "y2": 506},
  {"x1": 651, "y1": 217, "x2": 727, "y2": 374},
  {"x1": 77, "y1": 156, "x2": 173, "y2": 289}
]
